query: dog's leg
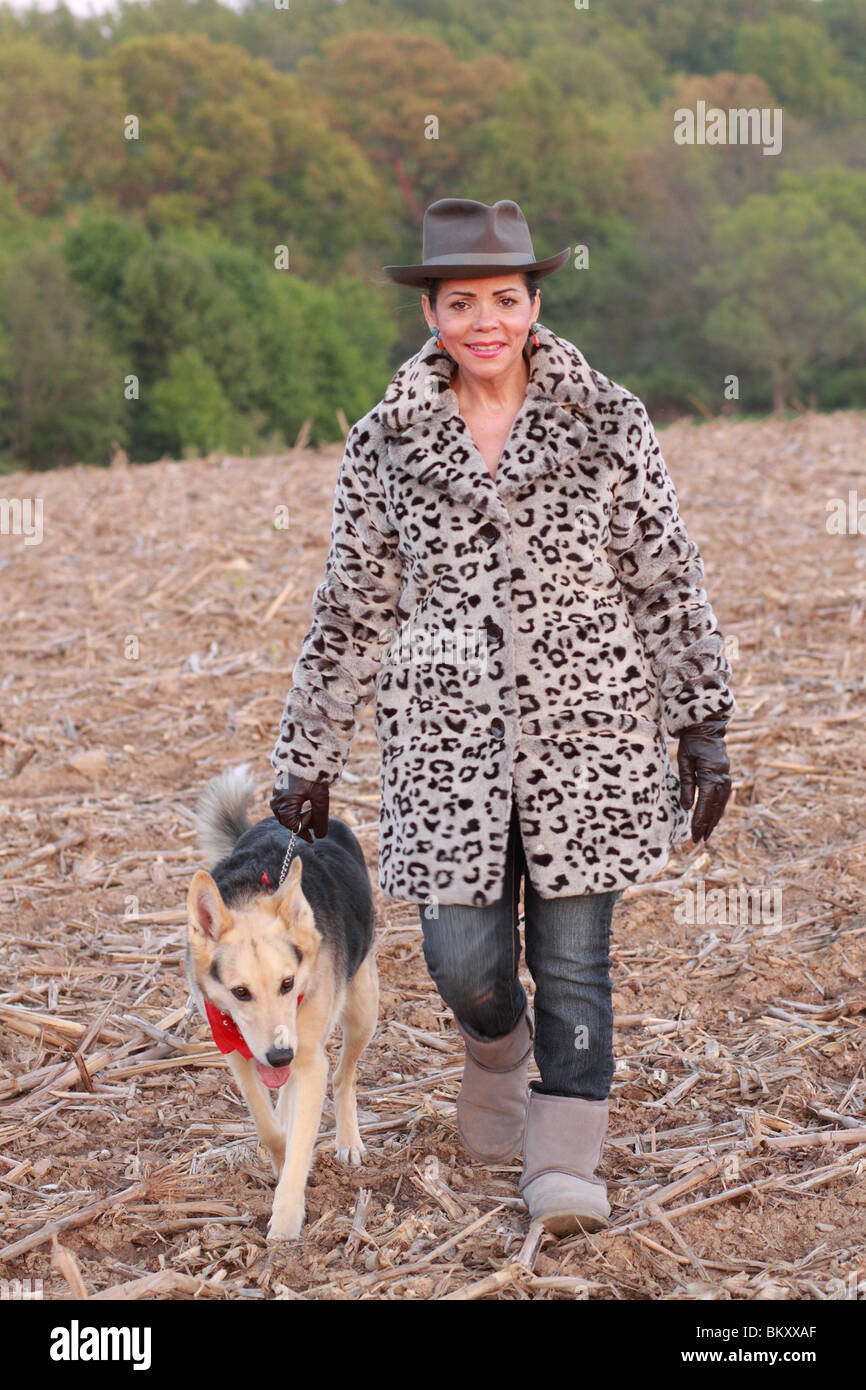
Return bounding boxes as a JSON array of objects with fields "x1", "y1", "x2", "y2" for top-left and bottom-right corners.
[
  {"x1": 333, "y1": 951, "x2": 379, "y2": 1165},
  {"x1": 225, "y1": 1053, "x2": 285, "y2": 1178},
  {"x1": 275, "y1": 1071, "x2": 298, "y2": 1148},
  {"x1": 268, "y1": 1051, "x2": 328, "y2": 1243}
]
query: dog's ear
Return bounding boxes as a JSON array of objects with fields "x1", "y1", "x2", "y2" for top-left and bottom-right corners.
[
  {"x1": 188, "y1": 871, "x2": 233, "y2": 951},
  {"x1": 275, "y1": 859, "x2": 322, "y2": 959}
]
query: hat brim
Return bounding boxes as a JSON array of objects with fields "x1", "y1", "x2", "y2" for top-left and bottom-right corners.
[{"x1": 381, "y1": 247, "x2": 570, "y2": 287}]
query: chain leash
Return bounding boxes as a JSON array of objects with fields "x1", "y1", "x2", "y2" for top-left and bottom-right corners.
[{"x1": 277, "y1": 825, "x2": 298, "y2": 887}]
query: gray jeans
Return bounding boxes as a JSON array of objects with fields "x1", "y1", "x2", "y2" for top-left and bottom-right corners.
[{"x1": 417, "y1": 799, "x2": 619, "y2": 1101}]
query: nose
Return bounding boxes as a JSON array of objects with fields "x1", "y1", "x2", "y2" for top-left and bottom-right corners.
[
  {"x1": 266, "y1": 1046, "x2": 294, "y2": 1067},
  {"x1": 472, "y1": 302, "x2": 498, "y2": 329}
]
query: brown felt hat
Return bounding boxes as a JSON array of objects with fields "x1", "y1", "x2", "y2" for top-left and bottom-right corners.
[{"x1": 382, "y1": 198, "x2": 569, "y2": 287}]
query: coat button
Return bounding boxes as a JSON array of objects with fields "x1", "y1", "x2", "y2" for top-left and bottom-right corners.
[
  {"x1": 485, "y1": 620, "x2": 503, "y2": 651},
  {"x1": 478, "y1": 522, "x2": 498, "y2": 545},
  {"x1": 490, "y1": 718, "x2": 505, "y2": 739}
]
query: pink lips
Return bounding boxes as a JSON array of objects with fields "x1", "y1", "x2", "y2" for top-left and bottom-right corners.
[
  {"x1": 467, "y1": 342, "x2": 505, "y2": 354},
  {"x1": 256, "y1": 1061, "x2": 292, "y2": 1088}
]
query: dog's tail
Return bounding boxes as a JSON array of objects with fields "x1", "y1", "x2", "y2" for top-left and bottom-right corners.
[{"x1": 193, "y1": 763, "x2": 257, "y2": 865}]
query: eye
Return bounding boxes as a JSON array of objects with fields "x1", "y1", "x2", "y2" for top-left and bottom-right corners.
[
  {"x1": 231, "y1": 985, "x2": 251, "y2": 1001},
  {"x1": 279, "y1": 977, "x2": 295, "y2": 995}
]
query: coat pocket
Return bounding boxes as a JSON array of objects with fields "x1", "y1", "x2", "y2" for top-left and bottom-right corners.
[{"x1": 512, "y1": 721, "x2": 685, "y2": 879}]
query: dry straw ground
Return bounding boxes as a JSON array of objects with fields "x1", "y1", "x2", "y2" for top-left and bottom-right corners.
[{"x1": 1, "y1": 409, "x2": 865, "y2": 1301}]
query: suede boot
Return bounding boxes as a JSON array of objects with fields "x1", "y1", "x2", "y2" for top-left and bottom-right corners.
[
  {"x1": 518, "y1": 1089, "x2": 611, "y2": 1235},
  {"x1": 453, "y1": 1004, "x2": 534, "y2": 1162}
]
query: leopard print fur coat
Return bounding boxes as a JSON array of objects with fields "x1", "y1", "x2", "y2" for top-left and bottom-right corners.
[{"x1": 271, "y1": 323, "x2": 735, "y2": 907}]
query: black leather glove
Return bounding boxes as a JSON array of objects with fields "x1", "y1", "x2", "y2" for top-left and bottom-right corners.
[
  {"x1": 270, "y1": 774, "x2": 329, "y2": 843},
  {"x1": 677, "y1": 718, "x2": 731, "y2": 842}
]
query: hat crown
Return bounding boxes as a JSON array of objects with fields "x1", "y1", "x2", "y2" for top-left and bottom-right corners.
[
  {"x1": 422, "y1": 199, "x2": 535, "y2": 264},
  {"x1": 381, "y1": 196, "x2": 569, "y2": 286}
]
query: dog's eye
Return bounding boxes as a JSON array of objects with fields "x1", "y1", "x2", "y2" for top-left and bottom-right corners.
[
  {"x1": 279, "y1": 977, "x2": 294, "y2": 995},
  {"x1": 231, "y1": 986, "x2": 252, "y2": 1001}
]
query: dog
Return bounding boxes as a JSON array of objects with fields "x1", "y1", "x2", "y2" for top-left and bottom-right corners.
[{"x1": 185, "y1": 764, "x2": 378, "y2": 1241}]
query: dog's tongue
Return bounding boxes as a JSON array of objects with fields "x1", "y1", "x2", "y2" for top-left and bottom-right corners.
[{"x1": 256, "y1": 1061, "x2": 292, "y2": 1089}]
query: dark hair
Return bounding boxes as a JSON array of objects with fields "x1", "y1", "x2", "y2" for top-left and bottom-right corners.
[{"x1": 423, "y1": 273, "x2": 541, "y2": 308}]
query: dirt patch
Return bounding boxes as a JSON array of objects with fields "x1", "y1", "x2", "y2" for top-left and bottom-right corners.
[{"x1": 1, "y1": 414, "x2": 865, "y2": 1299}]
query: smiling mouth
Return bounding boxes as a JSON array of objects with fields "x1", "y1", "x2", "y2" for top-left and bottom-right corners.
[{"x1": 466, "y1": 342, "x2": 506, "y2": 355}]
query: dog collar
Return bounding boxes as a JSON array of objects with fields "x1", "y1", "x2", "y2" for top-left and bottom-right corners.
[{"x1": 203, "y1": 993, "x2": 305, "y2": 1058}]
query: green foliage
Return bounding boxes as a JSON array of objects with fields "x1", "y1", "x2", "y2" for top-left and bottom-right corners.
[
  {"x1": 618, "y1": 366, "x2": 716, "y2": 420},
  {"x1": 0, "y1": 38, "x2": 125, "y2": 216},
  {"x1": 261, "y1": 273, "x2": 398, "y2": 444},
  {"x1": 59, "y1": 221, "x2": 397, "y2": 463},
  {"x1": 118, "y1": 232, "x2": 265, "y2": 415},
  {"x1": 733, "y1": 16, "x2": 857, "y2": 120},
  {"x1": 149, "y1": 345, "x2": 242, "y2": 456},
  {"x1": 0, "y1": 0, "x2": 862, "y2": 464},
  {"x1": 63, "y1": 214, "x2": 151, "y2": 341},
  {"x1": 813, "y1": 366, "x2": 866, "y2": 412},
  {"x1": 695, "y1": 187, "x2": 866, "y2": 410},
  {"x1": 776, "y1": 168, "x2": 866, "y2": 240},
  {"x1": 94, "y1": 33, "x2": 390, "y2": 263},
  {"x1": 0, "y1": 244, "x2": 126, "y2": 469}
]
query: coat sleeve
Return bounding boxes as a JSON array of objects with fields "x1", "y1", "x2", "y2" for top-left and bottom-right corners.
[
  {"x1": 270, "y1": 421, "x2": 403, "y2": 788},
  {"x1": 606, "y1": 396, "x2": 736, "y2": 736}
]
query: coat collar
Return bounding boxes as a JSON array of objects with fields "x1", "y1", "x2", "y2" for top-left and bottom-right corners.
[
  {"x1": 378, "y1": 322, "x2": 598, "y2": 433},
  {"x1": 376, "y1": 324, "x2": 600, "y2": 520}
]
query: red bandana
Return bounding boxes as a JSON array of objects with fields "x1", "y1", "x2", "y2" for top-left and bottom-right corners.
[
  {"x1": 203, "y1": 993, "x2": 305, "y2": 1058},
  {"x1": 203, "y1": 997, "x2": 253, "y2": 1058}
]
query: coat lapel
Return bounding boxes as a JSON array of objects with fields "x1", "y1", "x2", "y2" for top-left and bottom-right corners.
[{"x1": 378, "y1": 324, "x2": 600, "y2": 520}]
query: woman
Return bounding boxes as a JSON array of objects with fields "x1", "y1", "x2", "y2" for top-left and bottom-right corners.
[{"x1": 269, "y1": 199, "x2": 735, "y2": 1235}]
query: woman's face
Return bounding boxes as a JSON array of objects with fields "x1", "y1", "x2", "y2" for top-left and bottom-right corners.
[{"x1": 421, "y1": 276, "x2": 540, "y2": 385}]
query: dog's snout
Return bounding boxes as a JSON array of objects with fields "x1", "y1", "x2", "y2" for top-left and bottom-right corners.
[{"x1": 266, "y1": 1047, "x2": 294, "y2": 1067}]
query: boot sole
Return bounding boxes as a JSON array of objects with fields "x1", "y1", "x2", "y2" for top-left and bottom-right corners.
[{"x1": 541, "y1": 1209, "x2": 610, "y2": 1237}]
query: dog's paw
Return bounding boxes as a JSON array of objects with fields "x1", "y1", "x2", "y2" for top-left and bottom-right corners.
[
  {"x1": 335, "y1": 1141, "x2": 365, "y2": 1166},
  {"x1": 267, "y1": 1203, "x2": 304, "y2": 1243}
]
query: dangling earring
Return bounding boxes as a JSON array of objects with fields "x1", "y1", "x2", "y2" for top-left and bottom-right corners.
[
  {"x1": 430, "y1": 325, "x2": 445, "y2": 351},
  {"x1": 531, "y1": 321, "x2": 541, "y2": 347}
]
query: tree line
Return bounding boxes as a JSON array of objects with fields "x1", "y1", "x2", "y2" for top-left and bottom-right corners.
[{"x1": 0, "y1": 0, "x2": 864, "y2": 469}]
